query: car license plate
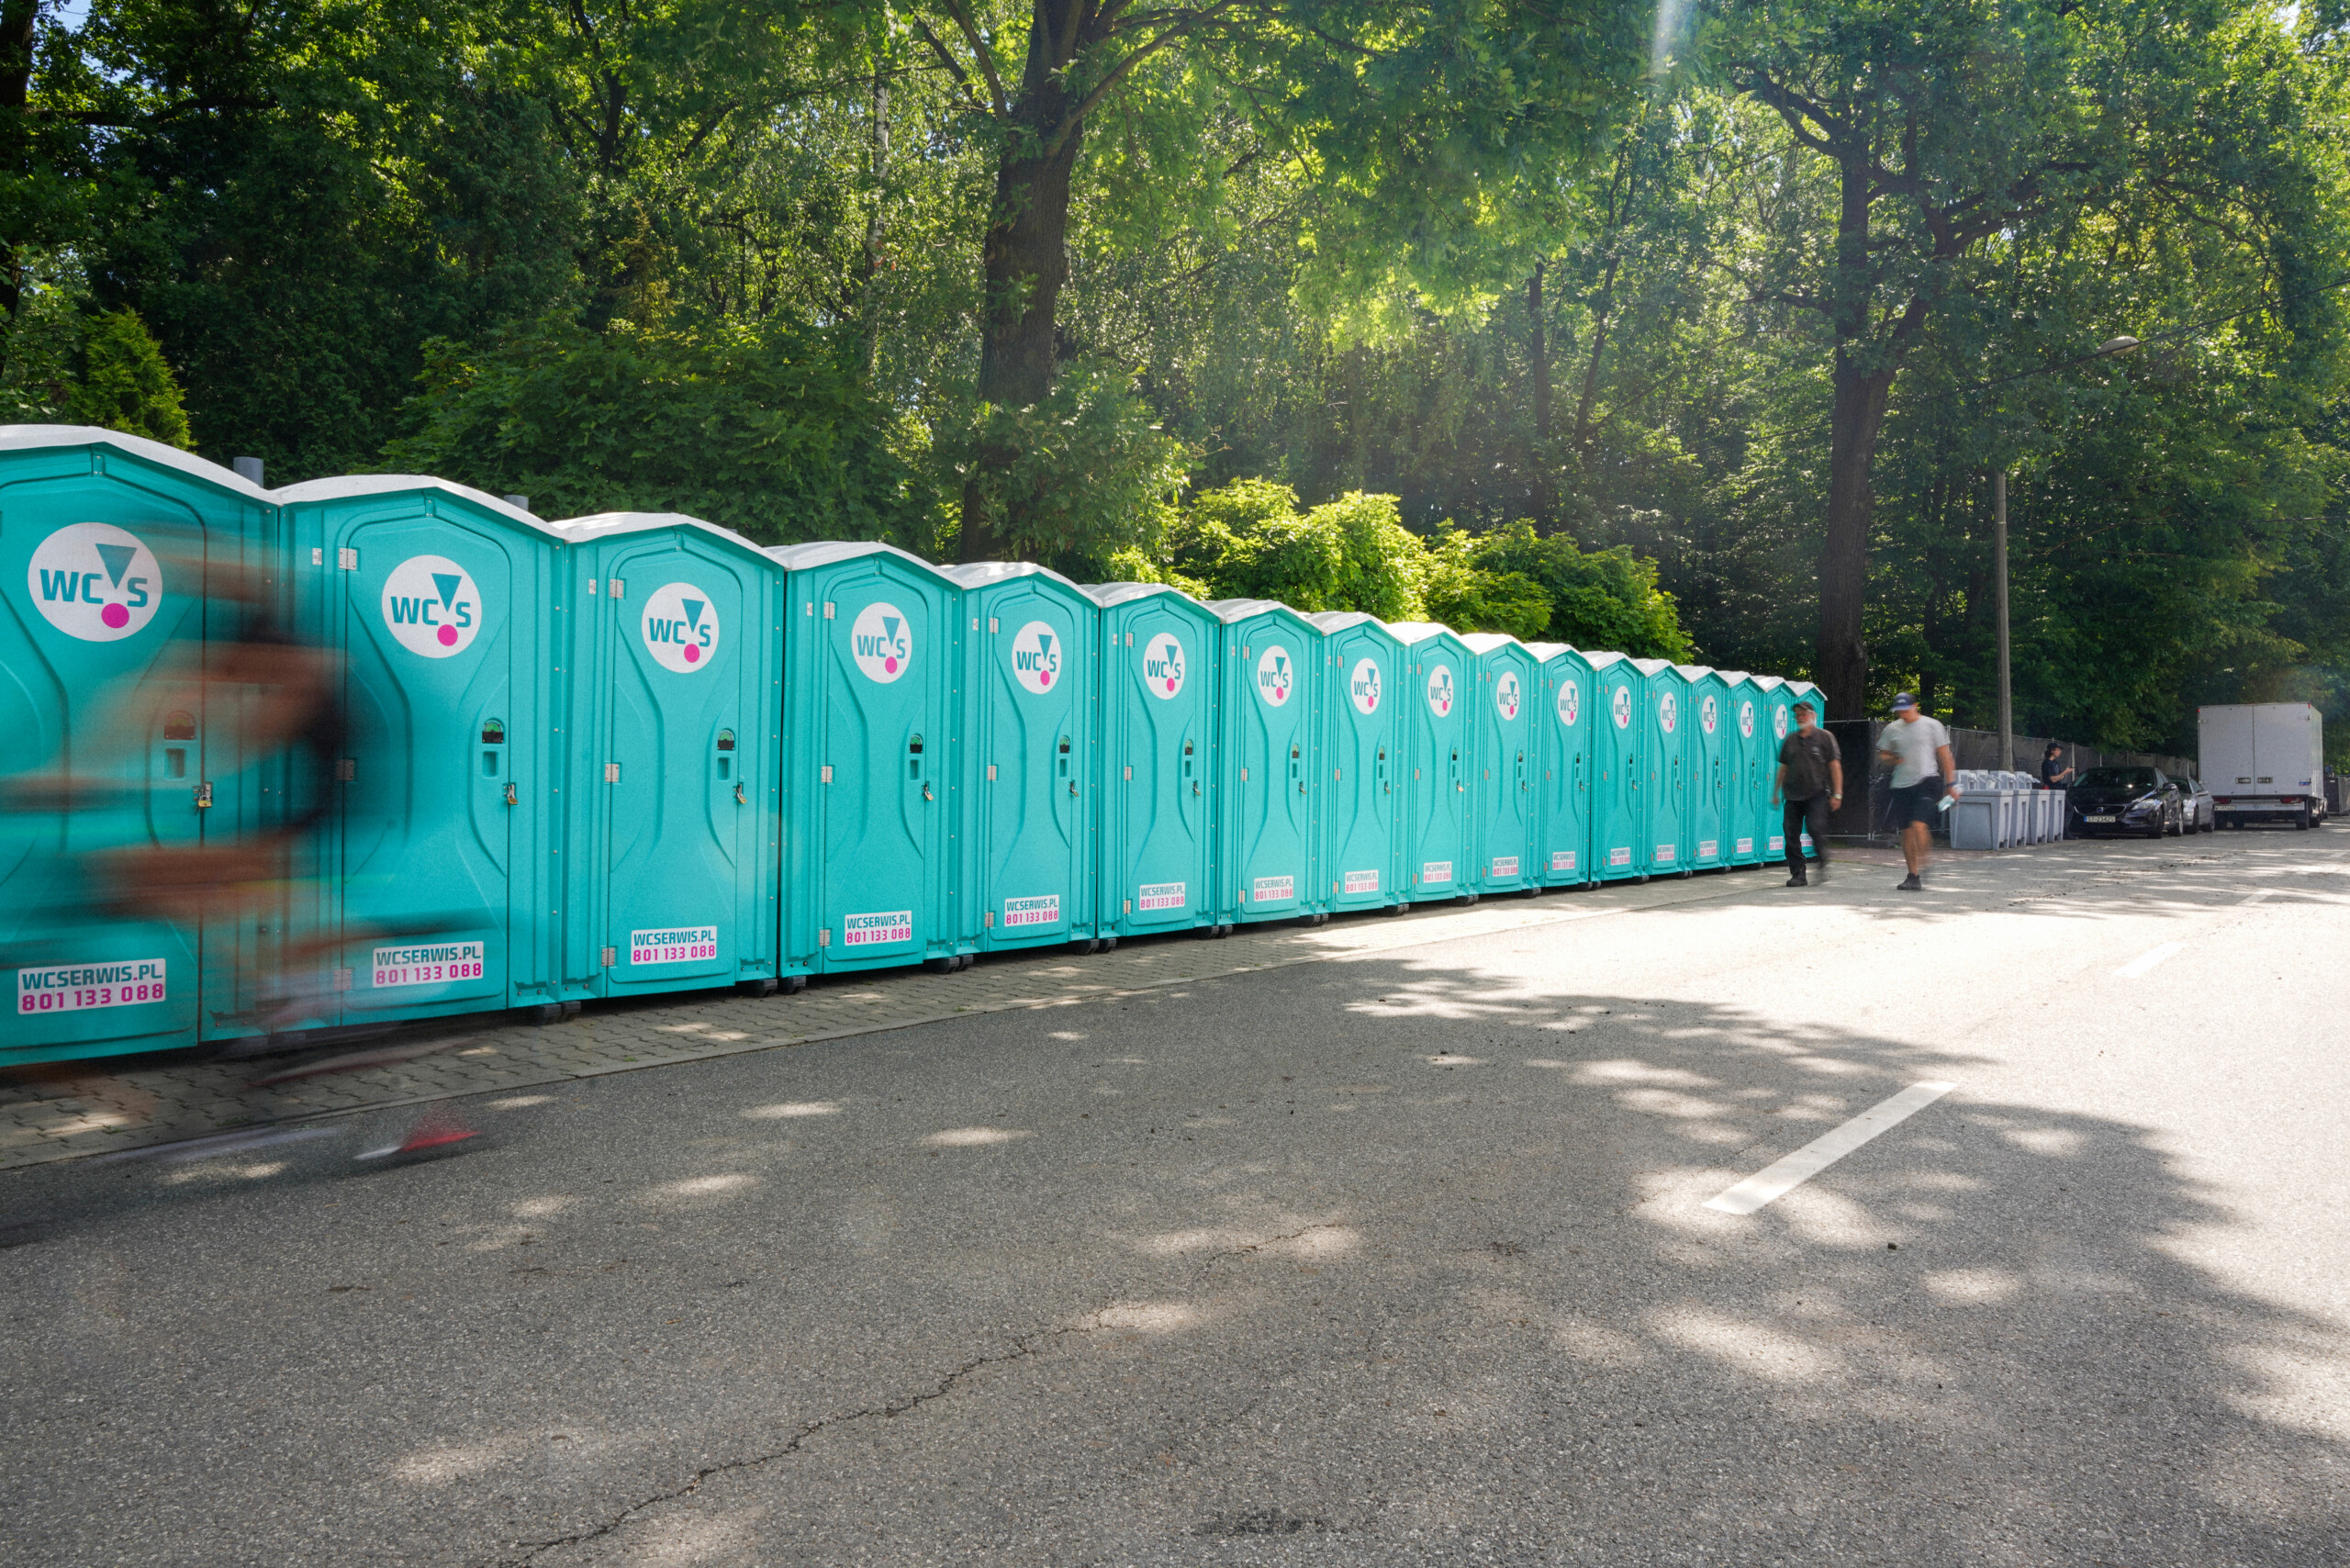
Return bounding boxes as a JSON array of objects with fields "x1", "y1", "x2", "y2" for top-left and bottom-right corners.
[{"x1": 2085, "y1": 814, "x2": 2115, "y2": 823}]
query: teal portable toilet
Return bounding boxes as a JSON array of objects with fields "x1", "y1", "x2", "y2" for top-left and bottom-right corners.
[
  {"x1": 1714, "y1": 671, "x2": 1768, "y2": 867},
  {"x1": 1208, "y1": 599, "x2": 1324, "y2": 925},
  {"x1": 1308, "y1": 611, "x2": 1404, "y2": 913},
  {"x1": 552, "y1": 513, "x2": 781, "y2": 1003},
  {"x1": 1460, "y1": 633, "x2": 1539, "y2": 895},
  {"x1": 0, "y1": 427, "x2": 275, "y2": 1064},
  {"x1": 1678, "y1": 665, "x2": 1731, "y2": 870},
  {"x1": 1586, "y1": 652, "x2": 1649, "y2": 881},
  {"x1": 1527, "y1": 642, "x2": 1595, "y2": 886},
  {"x1": 946, "y1": 562, "x2": 1095, "y2": 955},
  {"x1": 277, "y1": 476, "x2": 565, "y2": 1031},
  {"x1": 1639, "y1": 659, "x2": 1692, "y2": 875},
  {"x1": 1085, "y1": 582, "x2": 1220, "y2": 940},
  {"x1": 1387, "y1": 622, "x2": 1476, "y2": 902},
  {"x1": 771, "y1": 543, "x2": 963, "y2": 975}
]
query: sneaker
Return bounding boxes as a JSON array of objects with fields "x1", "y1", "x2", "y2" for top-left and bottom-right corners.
[
  {"x1": 1897, "y1": 873, "x2": 1922, "y2": 891},
  {"x1": 1784, "y1": 873, "x2": 1807, "y2": 887}
]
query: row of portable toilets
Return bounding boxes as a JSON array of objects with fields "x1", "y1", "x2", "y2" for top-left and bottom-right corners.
[{"x1": 0, "y1": 427, "x2": 1822, "y2": 1067}]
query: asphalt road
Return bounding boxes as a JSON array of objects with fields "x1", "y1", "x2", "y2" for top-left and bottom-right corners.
[{"x1": 5, "y1": 835, "x2": 2348, "y2": 1566}]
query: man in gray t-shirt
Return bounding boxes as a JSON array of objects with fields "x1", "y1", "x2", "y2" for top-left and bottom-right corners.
[{"x1": 1876, "y1": 692, "x2": 1957, "y2": 891}]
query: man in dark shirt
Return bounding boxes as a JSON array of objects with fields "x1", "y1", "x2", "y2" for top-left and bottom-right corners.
[
  {"x1": 1771, "y1": 700, "x2": 1842, "y2": 885},
  {"x1": 2041, "y1": 743, "x2": 2074, "y2": 788}
]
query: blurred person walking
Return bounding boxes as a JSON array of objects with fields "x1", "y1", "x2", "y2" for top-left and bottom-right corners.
[
  {"x1": 1879, "y1": 693, "x2": 1958, "y2": 891},
  {"x1": 1770, "y1": 700, "x2": 1841, "y2": 886}
]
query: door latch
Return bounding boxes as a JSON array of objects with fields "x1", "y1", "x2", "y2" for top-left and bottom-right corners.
[
  {"x1": 923, "y1": 782, "x2": 934, "y2": 801},
  {"x1": 194, "y1": 781, "x2": 213, "y2": 809},
  {"x1": 504, "y1": 781, "x2": 519, "y2": 806},
  {"x1": 733, "y1": 782, "x2": 748, "y2": 804}
]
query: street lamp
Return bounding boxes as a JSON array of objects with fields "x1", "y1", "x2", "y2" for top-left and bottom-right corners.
[{"x1": 1994, "y1": 333, "x2": 2142, "y2": 771}]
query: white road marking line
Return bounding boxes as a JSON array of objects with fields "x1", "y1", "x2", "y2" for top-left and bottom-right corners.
[
  {"x1": 2114, "y1": 942, "x2": 2182, "y2": 978},
  {"x1": 2242, "y1": 889, "x2": 2273, "y2": 905},
  {"x1": 1704, "y1": 1082, "x2": 1957, "y2": 1215}
]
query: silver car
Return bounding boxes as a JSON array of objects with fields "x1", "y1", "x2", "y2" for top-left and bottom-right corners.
[{"x1": 2171, "y1": 774, "x2": 2217, "y2": 833}]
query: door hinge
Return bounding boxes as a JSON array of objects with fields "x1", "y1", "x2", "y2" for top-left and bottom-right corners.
[
  {"x1": 310, "y1": 547, "x2": 324, "y2": 566},
  {"x1": 336, "y1": 758, "x2": 356, "y2": 782},
  {"x1": 332, "y1": 967, "x2": 353, "y2": 991},
  {"x1": 1239, "y1": 767, "x2": 1248, "y2": 781},
  {"x1": 822, "y1": 600, "x2": 835, "y2": 619},
  {"x1": 1123, "y1": 899, "x2": 1132, "y2": 913},
  {"x1": 588, "y1": 578, "x2": 597, "y2": 596},
  {"x1": 987, "y1": 764, "x2": 997, "y2": 781},
  {"x1": 818, "y1": 928, "x2": 830, "y2": 946},
  {"x1": 821, "y1": 765, "x2": 833, "y2": 784},
  {"x1": 337, "y1": 547, "x2": 358, "y2": 571},
  {"x1": 194, "y1": 780, "x2": 213, "y2": 808},
  {"x1": 600, "y1": 946, "x2": 616, "y2": 968},
  {"x1": 604, "y1": 763, "x2": 621, "y2": 783},
  {"x1": 984, "y1": 911, "x2": 994, "y2": 927},
  {"x1": 609, "y1": 578, "x2": 625, "y2": 599},
  {"x1": 988, "y1": 617, "x2": 999, "y2": 633},
  {"x1": 1124, "y1": 765, "x2": 1132, "y2": 780}
]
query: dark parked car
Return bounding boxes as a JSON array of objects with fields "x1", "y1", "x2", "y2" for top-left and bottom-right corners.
[
  {"x1": 2068, "y1": 766, "x2": 2184, "y2": 838},
  {"x1": 2171, "y1": 774, "x2": 2217, "y2": 833}
]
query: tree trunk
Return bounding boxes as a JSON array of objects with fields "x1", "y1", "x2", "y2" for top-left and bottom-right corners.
[
  {"x1": 860, "y1": 71, "x2": 890, "y2": 375},
  {"x1": 1816, "y1": 151, "x2": 1890, "y2": 722},
  {"x1": 958, "y1": 0, "x2": 1088, "y2": 563},
  {"x1": 1818, "y1": 346, "x2": 1894, "y2": 720}
]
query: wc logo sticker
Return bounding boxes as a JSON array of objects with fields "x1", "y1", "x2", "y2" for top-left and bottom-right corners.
[
  {"x1": 1701, "y1": 694, "x2": 1718, "y2": 735},
  {"x1": 1256, "y1": 644, "x2": 1293, "y2": 706},
  {"x1": 1611, "y1": 685, "x2": 1632, "y2": 729},
  {"x1": 17, "y1": 957, "x2": 166, "y2": 1013},
  {"x1": 1740, "y1": 700, "x2": 1756, "y2": 738},
  {"x1": 1142, "y1": 632, "x2": 1185, "y2": 699},
  {"x1": 1348, "y1": 657, "x2": 1382, "y2": 715},
  {"x1": 1010, "y1": 621, "x2": 1060, "y2": 694},
  {"x1": 1251, "y1": 875, "x2": 1294, "y2": 903},
  {"x1": 1558, "y1": 678, "x2": 1581, "y2": 727},
  {"x1": 1002, "y1": 894, "x2": 1060, "y2": 927},
  {"x1": 1344, "y1": 869, "x2": 1379, "y2": 894},
  {"x1": 1659, "y1": 691, "x2": 1679, "y2": 734},
  {"x1": 1774, "y1": 704, "x2": 1790, "y2": 740},
  {"x1": 1137, "y1": 880, "x2": 1186, "y2": 911},
  {"x1": 1495, "y1": 670, "x2": 1522, "y2": 721},
  {"x1": 29, "y1": 522, "x2": 161, "y2": 642},
  {"x1": 642, "y1": 582, "x2": 719, "y2": 673},
  {"x1": 632, "y1": 926, "x2": 717, "y2": 965},
  {"x1": 383, "y1": 555, "x2": 480, "y2": 657},
  {"x1": 843, "y1": 909, "x2": 912, "y2": 946},
  {"x1": 852, "y1": 602, "x2": 911, "y2": 682},
  {"x1": 1427, "y1": 663, "x2": 1455, "y2": 718}
]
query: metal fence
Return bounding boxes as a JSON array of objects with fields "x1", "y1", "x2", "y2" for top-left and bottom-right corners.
[{"x1": 1823, "y1": 722, "x2": 2197, "y2": 846}]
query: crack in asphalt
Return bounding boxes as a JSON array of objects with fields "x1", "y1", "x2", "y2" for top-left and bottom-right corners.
[
  {"x1": 490, "y1": 1220, "x2": 1337, "y2": 1565},
  {"x1": 490, "y1": 1316, "x2": 1102, "y2": 1566}
]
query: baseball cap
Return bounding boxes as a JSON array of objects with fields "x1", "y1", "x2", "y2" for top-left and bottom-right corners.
[{"x1": 1890, "y1": 692, "x2": 1918, "y2": 711}]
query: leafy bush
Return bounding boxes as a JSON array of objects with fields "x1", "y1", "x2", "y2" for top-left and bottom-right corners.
[{"x1": 385, "y1": 315, "x2": 924, "y2": 543}]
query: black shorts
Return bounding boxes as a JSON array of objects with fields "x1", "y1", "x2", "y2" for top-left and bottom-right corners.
[{"x1": 1895, "y1": 778, "x2": 1947, "y2": 827}]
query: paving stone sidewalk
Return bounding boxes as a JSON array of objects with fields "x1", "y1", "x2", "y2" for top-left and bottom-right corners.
[{"x1": 0, "y1": 843, "x2": 2199, "y2": 1170}]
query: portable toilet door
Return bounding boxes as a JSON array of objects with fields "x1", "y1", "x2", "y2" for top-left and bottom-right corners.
[
  {"x1": 1461, "y1": 633, "x2": 1539, "y2": 895},
  {"x1": 1388, "y1": 622, "x2": 1476, "y2": 902},
  {"x1": 947, "y1": 563, "x2": 1095, "y2": 955},
  {"x1": 1637, "y1": 659, "x2": 1690, "y2": 875},
  {"x1": 1752, "y1": 676, "x2": 1794, "y2": 862},
  {"x1": 553, "y1": 513, "x2": 781, "y2": 1003},
  {"x1": 1586, "y1": 651, "x2": 1647, "y2": 881},
  {"x1": 1526, "y1": 643, "x2": 1595, "y2": 886},
  {"x1": 1309, "y1": 611, "x2": 1404, "y2": 913},
  {"x1": 772, "y1": 543, "x2": 962, "y2": 974},
  {"x1": 277, "y1": 476, "x2": 562, "y2": 1031},
  {"x1": 1208, "y1": 599, "x2": 1324, "y2": 925},
  {"x1": 0, "y1": 428, "x2": 275, "y2": 1064},
  {"x1": 1086, "y1": 582, "x2": 1219, "y2": 939},
  {"x1": 1678, "y1": 666, "x2": 1730, "y2": 871},
  {"x1": 1713, "y1": 672, "x2": 1767, "y2": 867}
]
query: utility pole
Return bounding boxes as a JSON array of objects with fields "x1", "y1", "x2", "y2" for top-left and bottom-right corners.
[{"x1": 1995, "y1": 468, "x2": 2012, "y2": 772}]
